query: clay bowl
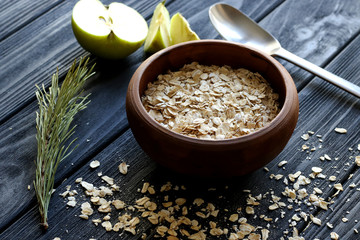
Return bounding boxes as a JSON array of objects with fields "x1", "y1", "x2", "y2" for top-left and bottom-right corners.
[{"x1": 126, "y1": 40, "x2": 299, "y2": 177}]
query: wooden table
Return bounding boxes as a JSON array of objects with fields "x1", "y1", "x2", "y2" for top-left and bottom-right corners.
[{"x1": 1, "y1": 0, "x2": 360, "y2": 239}]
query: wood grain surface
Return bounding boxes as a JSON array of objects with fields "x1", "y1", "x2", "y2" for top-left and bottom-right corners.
[{"x1": 0, "y1": 0, "x2": 360, "y2": 239}]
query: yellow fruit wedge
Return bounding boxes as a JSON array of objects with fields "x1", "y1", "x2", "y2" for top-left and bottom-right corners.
[
  {"x1": 144, "y1": 1, "x2": 171, "y2": 53},
  {"x1": 170, "y1": 13, "x2": 199, "y2": 45}
]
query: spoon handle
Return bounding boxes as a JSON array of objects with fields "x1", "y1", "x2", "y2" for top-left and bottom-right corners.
[{"x1": 274, "y1": 48, "x2": 360, "y2": 98}]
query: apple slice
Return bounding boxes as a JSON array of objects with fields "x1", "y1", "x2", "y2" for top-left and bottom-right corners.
[
  {"x1": 72, "y1": 0, "x2": 148, "y2": 59},
  {"x1": 144, "y1": 1, "x2": 171, "y2": 53},
  {"x1": 170, "y1": 13, "x2": 199, "y2": 45}
]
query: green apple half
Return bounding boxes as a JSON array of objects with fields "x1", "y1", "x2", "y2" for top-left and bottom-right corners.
[{"x1": 72, "y1": 0, "x2": 148, "y2": 59}]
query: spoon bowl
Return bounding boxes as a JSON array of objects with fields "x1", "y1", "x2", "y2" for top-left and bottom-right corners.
[
  {"x1": 209, "y1": 4, "x2": 281, "y2": 55},
  {"x1": 209, "y1": 3, "x2": 360, "y2": 98}
]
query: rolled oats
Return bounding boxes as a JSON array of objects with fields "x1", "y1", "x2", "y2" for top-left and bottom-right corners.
[
  {"x1": 101, "y1": 176, "x2": 114, "y2": 185},
  {"x1": 261, "y1": 229, "x2": 270, "y2": 240},
  {"x1": 245, "y1": 206, "x2": 255, "y2": 214},
  {"x1": 310, "y1": 215, "x2": 322, "y2": 226},
  {"x1": 229, "y1": 213, "x2": 239, "y2": 222},
  {"x1": 193, "y1": 198, "x2": 204, "y2": 206},
  {"x1": 142, "y1": 62, "x2": 280, "y2": 139},
  {"x1": 334, "y1": 128, "x2": 347, "y2": 134},
  {"x1": 330, "y1": 232, "x2": 339, "y2": 240},
  {"x1": 118, "y1": 162, "x2": 128, "y2": 175},
  {"x1": 355, "y1": 156, "x2": 360, "y2": 166},
  {"x1": 81, "y1": 202, "x2": 94, "y2": 216},
  {"x1": 329, "y1": 176, "x2": 337, "y2": 182},
  {"x1": 90, "y1": 160, "x2": 100, "y2": 169},
  {"x1": 112, "y1": 199, "x2": 126, "y2": 209},
  {"x1": 70, "y1": 127, "x2": 360, "y2": 240},
  {"x1": 278, "y1": 161, "x2": 288, "y2": 167}
]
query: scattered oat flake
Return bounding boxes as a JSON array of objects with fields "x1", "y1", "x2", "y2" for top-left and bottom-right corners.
[
  {"x1": 246, "y1": 206, "x2": 255, "y2": 214},
  {"x1": 81, "y1": 181, "x2": 94, "y2": 191},
  {"x1": 229, "y1": 213, "x2": 238, "y2": 222},
  {"x1": 261, "y1": 229, "x2": 270, "y2": 240},
  {"x1": 136, "y1": 196, "x2": 150, "y2": 206},
  {"x1": 310, "y1": 215, "x2": 322, "y2": 226},
  {"x1": 102, "y1": 221, "x2": 112, "y2": 231},
  {"x1": 81, "y1": 202, "x2": 93, "y2": 216},
  {"x1": 209, "y1": 228, "x2": 223, "y2": 236},
  {"x1": 112, "y1": 199, "x2": 125, "y2": 209},
  {"x1": 268, "y1": 204, "x2": 279, "y2": 211},
  {"x1": 101, "y1": 176, "x2": 114, "y2": 185},
  {"x1": 90, "y1": 160, "x2": 100, "y2": 169},
  {"x1": 175, "y1": 198, "x2": 186, "y2": 206},
  {"x1": 314, "y1": 187, "x2": 323, "y2": 194},
  {"x1": 329, "y1": 176, "x2": 337, "y2": 182},
  {"x1": 334, "y1": 183, "x2": 343, "y2": 191},
  {"x1": 335, "y1": 127, "x2": 347, "y2": 134},
  {"x1": 302, "y1": 144, "x2": 309, "y2": 150},
  {"x1": 301, "y1": 133, "x2": 310, "y2": 140},
  {"x1": 148, "y1": 186, "x2": 156, "y2": 195},
  {"x1": 67, "y1": 200, "x2": 76, "y2": 207},
  {"x1": 193, "y1": 198, "x2": 204, "y2": 206},
  {"x1": 79, "y1": 214, "x2": 89, "y2": 220},
  {"x1": 355, "y1": 156, "x2": 360, "y2": 166},
  {"x1": 311, "y1": 167, "x2": 322, "y2": 173},
  {"x1": 278, "y1": 161, "x2": 288, "y2": 167},
  {"x1": 75, "y1": 177, "x2": 82, "y2": 183},
  {"x1": 119, "y1": 162, "x2": 128, "y2": 174},
  {"x1": 140, "y1": 182, "x2": 149, "y2": 194},
  {"x1": 330, "y1": 232, "x2": 339, "y2": 240}
]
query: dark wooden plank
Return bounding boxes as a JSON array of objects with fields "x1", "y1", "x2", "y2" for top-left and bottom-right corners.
[
  {"x1": 2, "y1": 0, "x2": 360, "y2": 239},
  {"x1": 0, "y1": 0, "x2": 283, "y2": 234},
  {"x1": 0, "y1": 0, "x2": 255, "y2": 125},
  {"x1": 0, "y1": 130, "x2": 158, "y2": 240},
  {"x1": 302, "y1": 172, "x2": 360, "y2": 239},
  {"x1": 2, "y1": 0, "x2": 359, "y2": 127},
  {"x1": 0, "y1": 58, "x2": 134, "y2": 231},
  {"x1": 252, "y1": 0, "x2": 360, "y2": 91},
  {"x1": 2, "y1": 66, "x2": 360, "y2": 239},
  {"x1": 221, "y1": 32, "x2": 360, "y2": 239},
  {"x1": 293, "y1": 33, "x2": 360, "y2": 240},
  {"x1": 0, "y1": 0, "x2": 160, "y2": 125},
  {"x1": 0, "y1": 0, "x2": 63, "y2": 41}
]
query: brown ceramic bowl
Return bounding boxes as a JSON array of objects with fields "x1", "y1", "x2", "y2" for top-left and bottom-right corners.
[{"x1": 126, "y1": 40, "x2": 299, "y2": 177}]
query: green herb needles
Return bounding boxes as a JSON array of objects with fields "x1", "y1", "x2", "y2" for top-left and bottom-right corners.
[{"x1": 34, "y1": 58, "x2": 95, "y2": 229}]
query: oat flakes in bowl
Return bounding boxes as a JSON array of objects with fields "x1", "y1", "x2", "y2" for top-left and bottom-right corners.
[
  {"x1": 141, "y1": 62, "x2": 280, "y2": 140},
  {"x1": 126, "y1": 40, "x2": 299, "y2": 177}
]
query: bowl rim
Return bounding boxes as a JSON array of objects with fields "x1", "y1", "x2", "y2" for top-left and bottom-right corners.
[{"x1": 128, "y1": 39, "x2": 297, "y2": 146}]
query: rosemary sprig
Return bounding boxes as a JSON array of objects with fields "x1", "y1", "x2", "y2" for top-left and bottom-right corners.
[{"x1": 34, "y1": 57, "x2": 95, "y2": 229}]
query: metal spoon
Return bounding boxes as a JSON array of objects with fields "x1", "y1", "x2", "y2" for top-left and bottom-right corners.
[{"x1": 209, "y1": 3, "x2": 360, "y2": 98}]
